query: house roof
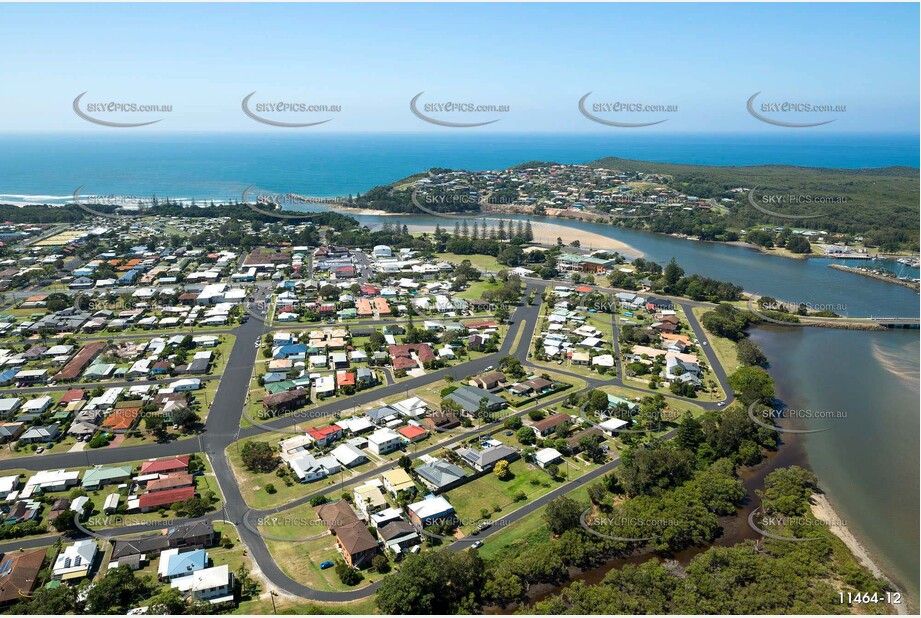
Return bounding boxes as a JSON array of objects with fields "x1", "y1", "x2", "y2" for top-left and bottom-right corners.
[
  {"x1": 139, "y1": 457, "x2": 191, "y2": 475},
  {"x1": 336, "y1": 521, "x2": 378, "y2": 556},
  {"x1": 0, "y1": 548, "x2": 45, "y2": 603},
  {"x1": 138, "y1": 486, "x2": 195, "y2": 509},
  {"x1": 532, "y1": 413, "x2": 572, "y2": 433}
]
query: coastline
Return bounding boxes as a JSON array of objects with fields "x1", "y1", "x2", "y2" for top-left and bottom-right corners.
[
  {"x1": 811, "y1": 492, "x2": 910, "y2": 615},
  {"x1": 404, "y1": 220, "x2": 644, "y2": 257}
]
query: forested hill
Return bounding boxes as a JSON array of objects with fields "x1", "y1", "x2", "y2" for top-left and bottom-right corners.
[{"x1": 589, "y1": 156, "x2": 919, "y2": 247}]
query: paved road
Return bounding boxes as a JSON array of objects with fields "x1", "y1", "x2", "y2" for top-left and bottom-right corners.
[{"x1": 1, "y1": 276, "x2": 733, "y2": 602}]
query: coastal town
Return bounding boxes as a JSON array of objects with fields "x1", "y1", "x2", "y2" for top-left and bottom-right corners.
[{"x1": 0, "y1": 205, "x2": 903, "y2": 615}]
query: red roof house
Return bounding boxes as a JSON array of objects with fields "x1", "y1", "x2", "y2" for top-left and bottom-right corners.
[
  {"x1": 138, "y1": 486, "x2": 195, "y2": 511},
  {"x1": 140, "y1": 455, "x2": 191, "y2": 476}
]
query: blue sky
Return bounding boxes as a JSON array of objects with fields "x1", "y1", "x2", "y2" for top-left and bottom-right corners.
[{"x1": 0, "y1": 2, "x2": 917, "y2": 133}]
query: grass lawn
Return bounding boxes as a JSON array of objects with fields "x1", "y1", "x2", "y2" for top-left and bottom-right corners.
[
  {"x1": 436, "y1": 252, "x2": 504, "y2": 274},
  {"x1": 234, "y1": 593, "x2": 379, "y2": 615},
  {"x1": 263, "y1": 533, "x2": 378, "y2": 593},
  {"x1": 692, "y1": 306, "x2": 741, "y2": 375},
  {"x1": 444, "y1": 459, "x2": 566, "y2": 534},
  {"x1": 478, "y1": 484, "x2": 591, "y2": 561}
]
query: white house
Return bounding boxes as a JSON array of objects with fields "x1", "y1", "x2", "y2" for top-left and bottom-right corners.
[
  {"x1": 331, "y1": 443, "x2": 367, "y2": 468},
  {"x1": 170, "y1": 564, "x2": 234, "y2": 604},
  {"x1": 534, "y1": 447, "x2": 564, "y2": 469},
  {"x1": 368, "y1": 428, "x2": 402, "y2": 455},
  {"x1": 53, "y1": 539, "x2": 98, "y2": 580}
]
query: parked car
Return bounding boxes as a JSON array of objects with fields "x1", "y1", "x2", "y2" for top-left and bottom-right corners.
[
  {"x1": 319, "y1": 561, "x2": 334, "y2": 570},
  {"x1": 470, "y1": 541, "x2": 483, "y2": 549}
]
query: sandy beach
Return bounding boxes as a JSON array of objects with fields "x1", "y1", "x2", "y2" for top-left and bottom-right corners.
[
  {"x1": 811, "y1": 492, "x2": 908, "y2": 615},
  {"x1": 406, "y1": 219, "x2": 644, "y2": 257}
]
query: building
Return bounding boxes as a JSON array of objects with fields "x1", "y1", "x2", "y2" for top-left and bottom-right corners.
[
  {"x1": 444, "y1": 385, "x2": 507, "y2": 415},
  {"x1": 407, "y1": 495, "x2": 455, "y2": 528},
  {"x1": 381, "y1": 468, "x2": 415, "y2": 497},
  {"x1": 140, "y1": 455, "x2": 190, "y2": 476},
  {"x1": 531, "y1": 413, "x2": 572, "y2": 437},
  {"x1": 456, "y1": 444, "x2": 519, "y2": 472},
  {"x1": 315, "y1": 501, "x2": 378, "y2": 569},
  {"x1": 81, "y1": 465, "x2": 132, "y2": 491},
  {"x1": 111, "y1": 522, "x2": 217, "y2": 561},
  {"x1": 378, "y1": 521, "x2": 420, "y2": 557},
  {"x1": 0, "y1": 548, "x2": 45, "y2": 606},
  {"x1": 170, "y1": 564, "x2": 234, "y2": 604},
  {"x1": 330, "y1": 443, "x2": 366, "y2": 468},
  {"x1": 157, "y1": 548, "x2": 207, "y2": 581},
  {"x1": 53, "y1": 539, "x2": 98, "y2": 581},
  {"x1": 415, "y1": 459, "x2": 467, "y2": 493},
  {"x1": 398, "y1": 424, "x2": 428, "y2": 443},
  {"x1": 263, "y1": 388, "x2": 309, "y2": 413},
  {"x1": 367, "y1": 428, "x2": 402, "y2": 455},
  {"x1": 534, "y1": 447, "x2": 564, "y2": 468},
  {"x1": 354, "y1": 483, "x2": 388, "y2": 520}
]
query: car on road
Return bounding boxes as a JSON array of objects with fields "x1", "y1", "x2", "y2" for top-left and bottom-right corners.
[
  {"x1": 319, "y1": 561, "x2": 334, "y2": 570},
  {"x1": 484, "y1": 365, "x2": 494, "y2": 371},
  {"x1": 470, "y1": 541, "x2": 484, "y2": 549},
  {"x1": 717, "y1": 402, "x2": 724, "y2": 407},
  {"x1": 477, "y1": 521, "x2": 492, "y2": 531},
  {"x1": 702, "y1": 341, "x2": 708, "y2": 346}
]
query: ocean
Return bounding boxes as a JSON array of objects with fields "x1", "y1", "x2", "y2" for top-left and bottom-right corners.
[{"x1": 0, "y1": 132, "x2": 918, "y2": 205}]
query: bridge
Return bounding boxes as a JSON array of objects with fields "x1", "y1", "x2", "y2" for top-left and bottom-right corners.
[{"x1": 871, "y1": 317, "x2": 920, "y2": 328}]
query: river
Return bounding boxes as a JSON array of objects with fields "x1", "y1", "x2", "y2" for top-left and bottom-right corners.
[{"x1": 345, "y1": 209, "x2": 919, "y2": 608}]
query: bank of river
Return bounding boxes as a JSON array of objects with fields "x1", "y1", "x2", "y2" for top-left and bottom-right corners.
[
  {"x1": 350, "y1": 209, "x2": 918, "y2": 611},
  {"x1": 750, "y1": 326, "x2": 920, "y2": 612},
  {"x1": 501, "y1": 430, "x2": 811, "y2": 612},
  {"x1": 343, "y1": 210, "x2": 920, "y2": 318}
]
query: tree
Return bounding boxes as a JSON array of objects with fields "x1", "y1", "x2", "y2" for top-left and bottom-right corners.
[
  {"x1": 398, "y1": 455, "x2": 412, "y2": 470},
  {"x1": 172, "y1": 406, "x2": 200, "y2": 430},
  {"x1": 241, "y1": 441, "x2": 278, "y2": 473},
  {"x1": 144, "y1": 413, "x2": 169, "y2": 441},
  {"x1": 618, "y1": 444, "x2": 696, "y2": 497},
  {"x1": 52, "y1": 509, "x2": 79, "y2": 534},
  {"x1": 543, "y1": 496, "x2": 583, "y2": 535},
  {"x1": 147, "y1": 588, "x2": 187, "y2": 615},
  {"x1": 336, "y1": 562, "x2": 363, "y2": 586},
  {"x1": 504, "y1": 416, "x2": 522, "y2": 430},
  {"x1": 494, "y1": 460, "x2": 511, "y2": 480},
  {"x1": 676, "y1": 412, "x2": 705, "y2": 451},
  {"x1": 83, "y1": 566, "x2": 154, "y2": 614},
  {"x1": 372, "y1": 554, "x2": 391, "y2": 573},
  {"x1": 578, "y1": 435, "x2": 605, "y2": 463},
  {"x1": 736, "y1": 338, "x2": 768, "y2": 367},
  {"x1": 376, "y1": 549, "x2": 487, "y2": 614},
  {"x1": 785, "y1": 235, "x2": 812, "y2": 254},
  {"x1": 516, "y1": 426, "x2": 536, "y2": 445},
  {"x1": 727, "y1": 366, "x2": 775, "y2": 406},
  {"x1": 585, "y1": 389, "x2": 610, "y2": 413},
  {"x1": 236, "y1": 564, "x2": 261, "y2": 598}
]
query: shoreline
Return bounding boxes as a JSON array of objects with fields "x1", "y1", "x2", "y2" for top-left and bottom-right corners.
[
  {"x1": 811, "y1": 492, "x2": 910, "y2": 615},
  {"x1": 404, "y1": 220, "x2": 644, "y2": 257}
]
